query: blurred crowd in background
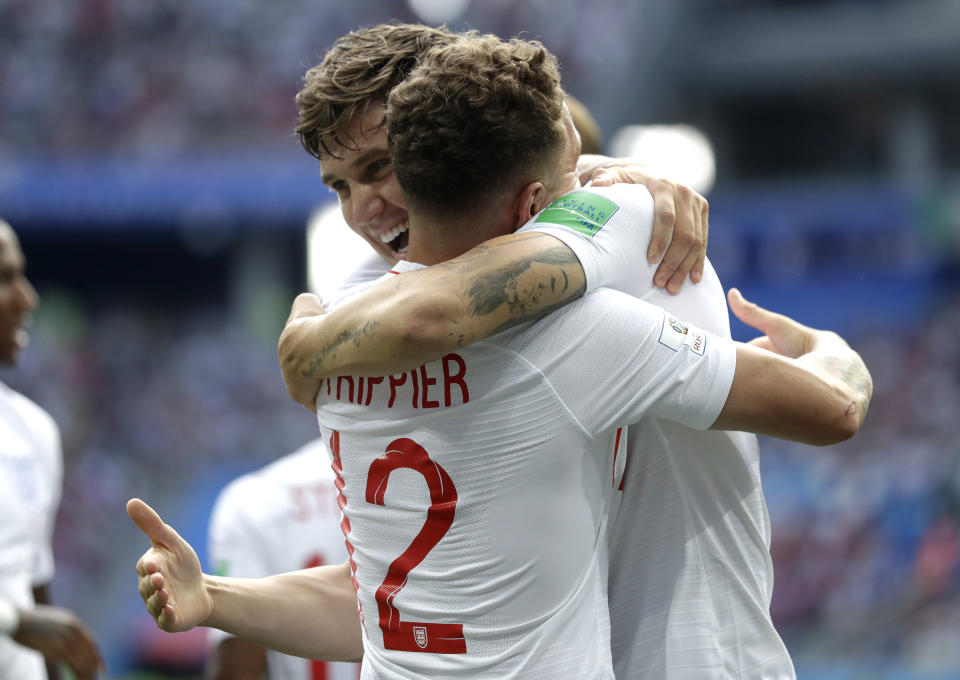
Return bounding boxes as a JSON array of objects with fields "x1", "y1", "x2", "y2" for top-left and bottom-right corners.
[
  {"x1": 2, "y1": 0, "x2": 960, "y2": 678},
  {"x1": 0, "y1": 0, "x2": 633, "y2": 158}
]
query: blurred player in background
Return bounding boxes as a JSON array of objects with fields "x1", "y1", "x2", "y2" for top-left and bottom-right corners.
[
  {"x1": 0, "y1": 219, "x2": 102, "y2": 680},
  {"x1": 566, "y1": 94, "x2": 603, "y2": 155},
  {"x1": 205, "y1": 438, "x2": 358, "y2": 680}
]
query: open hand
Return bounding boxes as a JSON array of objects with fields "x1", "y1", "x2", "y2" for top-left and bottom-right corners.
[{"x1": 127, "y1": 498, "x2": 213, "y2": 633}]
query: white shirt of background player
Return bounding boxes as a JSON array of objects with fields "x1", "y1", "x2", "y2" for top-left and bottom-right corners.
[
  {"x1": 207, "y1": 439, "x2": 359, "y2": 680},
  {"x1": 0, "y1": 381, "x2": 62, "y2": 680}
]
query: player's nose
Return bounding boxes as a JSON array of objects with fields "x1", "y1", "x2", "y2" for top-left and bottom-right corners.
[
  {"x1": 14, "y1": 275, "x2": 38, "y2": 312},
  {"x1": 351, "y1": 185, "x2": 385, "y2": 226}
]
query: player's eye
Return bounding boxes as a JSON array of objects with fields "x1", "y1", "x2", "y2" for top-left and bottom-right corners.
[{"x1": 367, "y1": 159, "x2": 391, "y2": 178}]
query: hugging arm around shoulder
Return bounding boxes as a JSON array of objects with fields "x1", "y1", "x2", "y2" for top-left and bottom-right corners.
[
  {"x1": 279, "y1": 185, "x2": 661, "y2": 385},
  {"x1": 280, "y1": 230, "x2": 588, "y2": 382}
]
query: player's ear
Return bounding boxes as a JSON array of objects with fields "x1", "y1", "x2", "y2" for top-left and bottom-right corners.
[{"x1": 513, "y1": 181, "x2": 546, "y2": 230}]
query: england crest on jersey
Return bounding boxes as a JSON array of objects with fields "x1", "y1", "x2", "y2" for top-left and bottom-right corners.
[{"x1": 413, "y1": 626, "x2": 428, "y2": 649}]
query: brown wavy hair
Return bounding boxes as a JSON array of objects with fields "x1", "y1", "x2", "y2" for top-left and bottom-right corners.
[
  {"x1": 386, "y1": 32, "x2": 566, "y2": 214},
  {"x1": 295, "y1": 23, "x2": 457, "y2": 159}
]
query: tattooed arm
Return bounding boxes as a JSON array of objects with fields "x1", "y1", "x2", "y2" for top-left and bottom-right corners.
[{"x1": 278, "y1": 232, "x2": 585, "y2": 410}]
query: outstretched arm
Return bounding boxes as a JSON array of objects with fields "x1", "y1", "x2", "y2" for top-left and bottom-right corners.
[
  {"x1": 127, "y1": 499, "x2": 363, "y2": 661},
  {"x1": 712, "y1": 289, "x2": 872, "y2": 445}
]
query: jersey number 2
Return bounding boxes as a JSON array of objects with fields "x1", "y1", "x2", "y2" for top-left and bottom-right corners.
[{"x1": 365, "y1": 437, "x2": 466, "y2": 653}]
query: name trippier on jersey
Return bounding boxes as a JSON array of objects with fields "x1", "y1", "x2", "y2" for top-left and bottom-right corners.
[{"x1": 319, "y1": 352, "x2": 470, "y2": 409}]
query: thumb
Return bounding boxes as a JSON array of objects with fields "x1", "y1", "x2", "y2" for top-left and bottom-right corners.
[
  {"x1": 290, "y1": 293, "x2": 325, "y2": 318},
  {"x1": 584, "y1": 167, "x2": 620, "y2": 188},
  {"x1": 127, "y1": 498, "x2": 180, "y2": 550},
  {"x1": 728, "y1": 288, "x2": 777, "y2": 334},
  {"x1": 285, "y1": 293, "x2": 326, "y2": 326}
]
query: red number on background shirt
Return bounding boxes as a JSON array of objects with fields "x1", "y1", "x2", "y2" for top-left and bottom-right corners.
[
  {"x1": 303, "y1": 554, "x2": 329, "y2": 680},
  {"x1": 365, "y1": 437, "x2": 466, "y2": 654}
]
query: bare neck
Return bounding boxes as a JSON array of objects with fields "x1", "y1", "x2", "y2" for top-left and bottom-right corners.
[{"x1": 406, "y1": 206, "x2": 516, "y2": 266}]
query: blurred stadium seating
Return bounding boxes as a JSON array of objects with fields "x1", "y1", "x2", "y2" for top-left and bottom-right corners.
[{"x1": 2, "y1": 0, "x2": 959, "y2": 677}]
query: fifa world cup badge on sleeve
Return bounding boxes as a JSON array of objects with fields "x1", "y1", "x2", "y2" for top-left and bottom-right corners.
[
  {"x1": 535, "y1": 190, "x2": 619, "y2": 236},
  {"x1": 658, "y1": 311, "x2": 706, "y2": 356}
]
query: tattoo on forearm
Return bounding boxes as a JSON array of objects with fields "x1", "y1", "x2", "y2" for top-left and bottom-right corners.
[
  {"x1": 465, "y1": 244, "x2": 584, "y2": 321},
  {"x1": 486, "y1": 298, "x2": 581, "y2": 336},
  {"x1": 301, "y1": 320, "x2": 381, "y2": 377},
  {"x1": 821, "y1": 353, "x2": 873, "y2": 417}
]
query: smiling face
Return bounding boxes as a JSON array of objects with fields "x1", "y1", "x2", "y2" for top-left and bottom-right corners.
[
  {"x1": 0, "y1": 221, "x2": 38, "y2": 366},
  {"x1": 320, "y1": 105, "x2": 410, "y2": 264}
]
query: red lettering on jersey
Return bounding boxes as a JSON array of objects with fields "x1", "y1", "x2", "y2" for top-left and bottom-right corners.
[
  {"x1": 322, "y1": 357, "x2": 468, "y2": 409},
  {"x1": 302, "y1": 555, "x2": 331, "y2": 680},
  {"x1": 388, "y1": 373, "x2": 406, "y2": 407},
  {"x1": 419, "y1": 365, "x2": 439, "y2": 408},
  {"x1": 336, "y1": 376, "x2": 355, "y2": 403},
  {"x1": 365, "y1": 376, "x2": 384, "y2": 405},
  {"x1": 312, "y1": 481, "x2": 337, "y2": 517},
  {"x1": 410, "y1": 368, "x2": 420, "y2": 408},
  {"x1": 290, "y1": 482, "x2": 338, "y2": 521},
  {"x1": 442, "y1": 354, "x2": 470, "y2": 406},
  {"x1": 366, "y1": 438, "x2": 466, "y2": 653},
  {"x1": 290, "y1": 487, "x2": 310, "y2": 521}
]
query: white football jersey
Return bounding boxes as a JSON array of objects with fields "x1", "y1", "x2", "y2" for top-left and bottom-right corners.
[
  {"x1": 533, "y1": 184, "x2": 795, "y2": 679},
  {"x1": 207, "y1": 439, "x2": 359, "y2": 680},
  {"x1": 322, "y1": 251, "x2": 392, "y2": 311},
  {"x1": 316, "y1": 271, "x2": 736, "y2": 679},
  {"x1": 0, "y1": 380, "x2": 62, "y2": 680}
]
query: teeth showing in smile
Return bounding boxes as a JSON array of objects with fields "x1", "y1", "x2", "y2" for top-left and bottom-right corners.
[{"x1": 379, "y1": 223, "x2": 408, "y2": 245}]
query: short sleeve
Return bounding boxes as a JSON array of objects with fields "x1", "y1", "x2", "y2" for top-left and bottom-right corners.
[
  {"x1": 519, "y1": 184, "x2": 659, "y2": 297},
  {"x1": 510, "y1": 288, "x2": 736, "y2": 436},
  {"x1": 323, "y1": 251, "x2": 392, "y2": 311}
]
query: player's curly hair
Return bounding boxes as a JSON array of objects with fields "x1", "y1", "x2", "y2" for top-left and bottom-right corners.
[
  {"x1": 296, "y1": 23, "x2": 458, "y2": 159},
  {"x1": 386, "y1": 32, "x2": 566, "y2": 215}
]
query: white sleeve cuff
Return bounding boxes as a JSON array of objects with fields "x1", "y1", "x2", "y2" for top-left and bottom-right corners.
[{"x1": 0, "y1": 598, "x2": 20, "y2": 636}]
